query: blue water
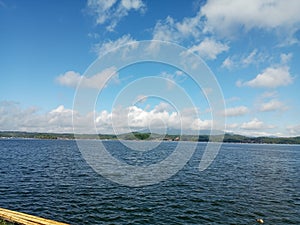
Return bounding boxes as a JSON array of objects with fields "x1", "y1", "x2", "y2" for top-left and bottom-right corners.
[{"x1": 0, "y1": 139, "x2": 299, "y2": 224}]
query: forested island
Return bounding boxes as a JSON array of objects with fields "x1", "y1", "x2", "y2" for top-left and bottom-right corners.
[{"x1": 1, "y1": 131, "x2": 300, "y2": 144}]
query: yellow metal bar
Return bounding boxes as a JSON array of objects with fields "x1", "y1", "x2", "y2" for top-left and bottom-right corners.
[{"x1": 0, "y1": 208, "x2": 70, "y2": 225}]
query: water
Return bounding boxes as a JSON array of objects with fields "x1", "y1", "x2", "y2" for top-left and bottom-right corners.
[{"x1": 0, "y1": 139, "x2": 299, "y2": 224}]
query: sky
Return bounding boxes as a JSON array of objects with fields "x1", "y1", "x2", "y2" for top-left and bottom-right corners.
[{"x1": 1, "y1": 0, "x2": 300, "y2": 137}]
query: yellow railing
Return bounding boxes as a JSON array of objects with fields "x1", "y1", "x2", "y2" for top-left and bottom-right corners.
[{"x1": 0, "y1": 208, "x2": 69, "y2": 225}]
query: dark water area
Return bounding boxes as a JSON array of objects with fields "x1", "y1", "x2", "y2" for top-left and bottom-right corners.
[{"x1": 0, "y1": 139, "x2": 299, "y2": 224}]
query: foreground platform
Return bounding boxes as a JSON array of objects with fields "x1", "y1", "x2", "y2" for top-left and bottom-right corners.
[{"x1": 0, "y1": 208, "x2": 69, "y2": 225}]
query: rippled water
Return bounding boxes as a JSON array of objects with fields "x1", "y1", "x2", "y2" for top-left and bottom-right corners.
[{"x1": 0, "y1": 139, "x2": 299, "y2": 224}]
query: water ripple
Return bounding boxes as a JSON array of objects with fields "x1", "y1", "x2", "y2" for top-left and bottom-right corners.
[{"x1": 0, "y1": 139, "x2": 299, "y2": 224}]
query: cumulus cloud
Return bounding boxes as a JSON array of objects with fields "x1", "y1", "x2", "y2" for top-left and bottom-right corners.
[
  {"x1": 56, "y1": 67, "x2": 119, "y2": 89},
  {"x1": 151, "y1": 0, "x2": 300, "y2": 46},
  {"x1": 259, "y1": 99, "x2": 287, "y2": 112},
  {"x1": 55, "y1": 71, "x2": 81, "y2": 88},
  {"x1": 1, "y1": 101, "x2": 294, "y2": 136},
  {"x1": 151, "y1": 15, "x2": 228, "y2": 61},
  {"x1": 287, "y1": 124, "x2": 300, "y2": 136},
  {"x1": 256, "y1": 91, "x2": 288, "y2": 112},
  {"x1": 241, "y1": 118, "x2": 274, "y2": 130},
  {"x1": 188, "y1": 38, "x2": 229, "y2": 60},
  {"x1": 152, "y1": 102, "x2": 173, "y2": 113},
  {"x1": 201, "y1": 0, "x2": 300, "y2": 37},
  {"x1": 238, "y1": 66, "x2": 293, "y2": 88},
  {"x1": 241, "y1": 118, "x2": 264, "y2": 130},
  {"x1": 0, "y1": 102, "x2": 75, "y2": 133},
  {"x1": 152, "y1": 17, "x2": 177, "y2": 42},
  {"x1": 152, "y1": 11, "x2": 203, "y2": 43},
  {"x1": 0, "y1": 101, "x2": 212, "y2": 134},
  {"x1": 87, "y1": 0, "x2": 146, "y2": 31},
  {"x1": 87, "y1": 0, "x2": 117, "y2": 24},
  {"x1": 96, "y1": 104, "x2": 212, "y2": 134},
  {"x1": 224, "y1": 106, "x2": 249, "y2": 117}
]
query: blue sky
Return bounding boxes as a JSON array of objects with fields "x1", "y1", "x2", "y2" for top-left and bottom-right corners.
[{"x1": 1, "y1": 0, "x2": 300, "y2": 136}]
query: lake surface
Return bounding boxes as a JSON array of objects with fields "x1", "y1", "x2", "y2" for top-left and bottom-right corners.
[{"x1": 0, "y1": 139, "x2": 299, "y2": 224}]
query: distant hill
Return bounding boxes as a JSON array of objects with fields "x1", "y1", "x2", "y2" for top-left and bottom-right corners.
[
  {"x1": 137, "y1": 128, "x2": 224, "y2": 135},
  {"x1": 223, "y1": 133, "x2": 300, "y2": 144},
  {"x1": 0, "y1": 131, "x2": 300, "y2": 144}
]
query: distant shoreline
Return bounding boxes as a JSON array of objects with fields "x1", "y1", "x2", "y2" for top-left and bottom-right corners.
[{"x1": 1, "y1": 131, "x2": 300, "y2": 145}]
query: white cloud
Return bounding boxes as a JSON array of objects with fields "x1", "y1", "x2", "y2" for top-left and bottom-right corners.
[
  {"x1": 175, "y1": 70, "x2": 183, "y2": 76},
  {"x1": 241, "y1": 118, "x2": 274, "y2": 130},
  {"x1": 87, "y1": 0, "x2": 146, "y2": 31},
  {"x1": 235, "y1": 80, "x2": 243, "y2": 87},
  {"x1": 149, "y1": 13, "x2": 205, "y2": 56},
  {"x1": 134, "y1": 95, "x2": 148, "y2": 104},
  {"x1": 242, "y1": 49, "x2": 258, "y2": 65},
  {"x1": 287, "y1": 124, "x2": 300, "y2": 136},
  {"x1": 202, "y1": 87, "x2": 213, "y2": 96},
  {"x1": 240, "y1": 66, "x2": 293, "y2": 88},
  {"x1": 152, "y1": 17, "x2": 179, "y2": 42},
  {"x1": 223, "y1": 49, "x2": 271, "y2": 70},
  {"x1": 241, "y1": 118, "x2": 264, "y2": 130},
  {"x1": 241, "y1": 49, "x2": 271, "y2": 67},
  {"x1": 56, "y1": 67, "x2": 119, "y2": 89},
  {"x1": 159, "y1": 71, "x2": 187, "y2": 90},
  {"x1": 94, "y1": 34, "x2": 138, "y2": 57},
  {"x1": 153, "y1": 102, "x2": 172, "y2": 113},
  {"x1": 259, "y1": 99, "x2": 287, "y2": 112},
  {"x1": 0, "y1": 101, "x2": 213, "y2": 134},
  {"x1": 87, "y1": 0, "x2": 117, "y2": 23},
  {"x1": 224, "y1": 106, "x2": 249, "y2": 117},
  {"x1": 96, "y1": 104, "x2": 212, "y2": 134},
  {"x1": 151, "y1": 0, "x2": 300, "y2": 46},
  {"x1": 201, "y1": 0, "x2": 300, "y2": 37},
  {"x1": 1, "y1": 101, "x2": 296, "y2": 136},
  {"x1": 188, "y1": 38, "x2": 229, "y2": 60},
  {"x1": 55, "y1": 71, "x2": 81, "y2": 88},
  {"x1": 87, "y1": 32, "x2": 100, "y2": 39},
  {"x1": 280, "y1": 53, "x2": 293, "y2": 64},
  {"x1": 0, "y1": 102, "x2": 75, "y2": 133},
  {"x1": 175, "y1": 13, "x2": 202, "y2": 38},
  {"x1": 222, "y1": 57, "x2": 234, "y2": 69},
  {"x1": 48, "y1": 105, "x2": 76, "y2": 130},
  {"x1": 152, "y1": 11, "x2": 203, "y2": 43},
  {"x1": 260, "y1": 91, "x2": 278, "y2": 99},
  {"x1": 121, "y1": 0, "x2": 144, "y2": 10}
]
